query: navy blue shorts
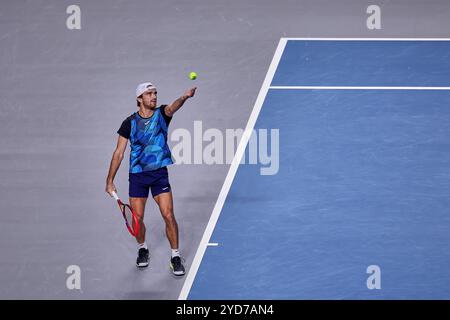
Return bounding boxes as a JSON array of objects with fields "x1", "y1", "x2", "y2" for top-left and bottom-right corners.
[{"x1": 129, "y1": 166, "x2": 171, "y2": 198}]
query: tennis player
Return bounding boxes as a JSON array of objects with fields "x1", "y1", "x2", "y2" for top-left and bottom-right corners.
[{"x1": 106, "y1": 82, "x2": 196, "y2": 275}]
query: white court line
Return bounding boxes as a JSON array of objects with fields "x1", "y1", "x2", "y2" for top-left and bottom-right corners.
[
  {"x1": 178, "y1": 38, "x2": 288, "y2": 300},
  {"x1": 270, "y1": 86, "x2": 450, "y2": 90},
  {"x1": 281, "y1": 37, "x2": 450, "y2": 41},
  {"x1": 207, "y1": 243, "x2": 219, "y2": 247},
  {"x1": 273, "y1": 37, "x2": 450, "y2": 91}
]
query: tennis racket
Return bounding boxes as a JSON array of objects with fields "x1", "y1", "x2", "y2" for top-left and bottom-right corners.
[{"x1": 111, "y1": 191, "x2": 140, "y2": 237}]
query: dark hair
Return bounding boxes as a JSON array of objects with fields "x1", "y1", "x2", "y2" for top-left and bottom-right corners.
[{"x1": 136, "y1": 95, "x2": 141, "y2": 107}]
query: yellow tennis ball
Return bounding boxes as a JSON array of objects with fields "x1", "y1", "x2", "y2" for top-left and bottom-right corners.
[{"x1": 189, "y1": 72, "x2": 197, "y2": 80}]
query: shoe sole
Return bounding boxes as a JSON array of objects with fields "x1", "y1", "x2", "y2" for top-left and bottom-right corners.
[
  {"x1": 170, "y1": 263, "x2": 185, "y2": 276},
  {"x1": 137, "y1": 261, "x2": 149, "y2": 268}
]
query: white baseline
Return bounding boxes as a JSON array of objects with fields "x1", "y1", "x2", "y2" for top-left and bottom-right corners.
[
  {"x1": 281, "y1": 37, "x2": 450, "y2": 41},
  {"x1": 270, "y1": 86, "x2": 450, "y2": 90}
]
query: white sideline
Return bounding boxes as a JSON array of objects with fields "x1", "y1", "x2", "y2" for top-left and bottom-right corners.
[{"x1": 177, "y1": 38, "x2": 288, "y2": 300}]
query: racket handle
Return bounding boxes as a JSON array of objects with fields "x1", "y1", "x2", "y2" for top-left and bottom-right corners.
[{"x1": 111, "y1": 191, "x2": 119, "y2": 200}]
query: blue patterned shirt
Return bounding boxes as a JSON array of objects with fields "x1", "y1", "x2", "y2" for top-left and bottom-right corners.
[{"x1": 117, "y1": 105, "x2": 173, "y2": 173}]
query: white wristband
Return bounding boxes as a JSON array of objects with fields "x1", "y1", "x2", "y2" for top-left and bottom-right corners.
[{"x1": 111, "y1": 191, "x2": 119, "y2": 200}]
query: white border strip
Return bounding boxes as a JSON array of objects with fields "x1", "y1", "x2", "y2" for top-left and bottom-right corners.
[
  {"x1": 178, "y1": 38, "x2": 288, "y2": 300},
  {"x1": 270, "y1": 86, "x2": 450, "y2": 90},
  {"x1": 281, "y1": 37, "x2": 450, "y2": 41}
]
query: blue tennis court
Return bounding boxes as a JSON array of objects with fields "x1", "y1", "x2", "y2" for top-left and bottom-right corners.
[{"x1": 186, "y1": 39, "x2": 450, "y2": 299}]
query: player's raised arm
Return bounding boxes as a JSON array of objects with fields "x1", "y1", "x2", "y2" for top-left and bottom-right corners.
[{"x1": 165, "y1": 87, "x2": 197, "y2": 117}]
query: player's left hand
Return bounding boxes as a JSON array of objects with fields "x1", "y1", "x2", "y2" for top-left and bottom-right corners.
[{"x1": 184, "y1": 87, "x2": 197, "y2": 98}]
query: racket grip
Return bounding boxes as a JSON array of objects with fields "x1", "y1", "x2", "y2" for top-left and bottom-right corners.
[{"x1": 111, "y1": 191, "x2": 119, "y2": 200}]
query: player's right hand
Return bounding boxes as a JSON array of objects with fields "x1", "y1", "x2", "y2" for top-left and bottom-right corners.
[
  {"x1": 106, "y1": 183, "x2": 117, "y2": 197},
  {"x1": 184, "y1": 87, "x2": 197, "y2": 98}
]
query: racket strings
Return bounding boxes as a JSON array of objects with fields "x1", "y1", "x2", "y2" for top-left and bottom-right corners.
[{"x1": 124, "y1": 205, "x2": 138, "y2": 233}]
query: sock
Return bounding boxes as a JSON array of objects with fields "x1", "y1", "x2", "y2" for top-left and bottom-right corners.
[
  {"x1": 171, "y1": 249, "x2": 180, "y2": 258},
  {"x1": 138, "y1": 242, "x2": 148, "y2": 251}
]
